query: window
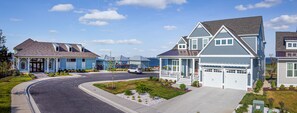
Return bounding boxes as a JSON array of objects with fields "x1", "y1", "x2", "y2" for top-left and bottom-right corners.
[
  {"x1": 237, "y1": 70, "x2": 247, "y2": 74},
  {"x1": 287, "y1": 63, "x2": 293, "y2": 77},
  {"x1": 286, "y1": 42, "x2": 297, "y2": 49},
  {"x1": 67, "y1": 59, "x2": 76, "y2": 62},
  {"x1": 81, "y1": 47, "x2": 84, "y2": 52},
  {"x1": 192, "y1": 39, "x2": 197, "y2": 50},
  {"x1": 213, "y1": 69, "x2": 222, "y2": 73},
  {"x1": 178, "y1": 44, "x2": 186, "y2": 49},
  {"x1": 49, "y1": 59, "x2": 54, "y2": 69},
  {"x1": 20, "y1": 61, "x2": 26, "y2": 70},
  {"x1": 56, "y1": 46, "x2": 59, "y2": 51},
  {"x1": 82, "y1": 58, "x2": 85, "y2": 62},
  {"x1": 203, "y1": 38, "x2": 208, "y2": 47},
  {"x1": 172, "y1": 60, "x2": 179, "y2": 71},
  {"x1": 226, "y1": 70, "x2": 236, "y2": 73},
  {"x1": 205, "y1": 69, "x2": 212, "y2": 72},
  {"x1": 215, "y1": 38, "x2": 233, "y2": 46},
  {"x1": 69, "y1": 47, "x2": 72, "y2": 52}
]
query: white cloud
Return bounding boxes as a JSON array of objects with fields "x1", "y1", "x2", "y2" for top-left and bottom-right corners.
[
  {"x1": 235, "y1": 0, "x2": 281, "y2": 11},
  {"x1": 49, "y1": 30, "x2": 58, "y2": 33},
  {"x1": 79, "y1": 9, "x2": 126, "y2": 26},
  {"x1": 163, "y1": 25, "x2": 177, "y2": 30},
  {"x1": 265, "y1": 14, "x2": 297, "y2": 30},
  {"x1": 92, "y1": 39, "x2": 142, "y2": 45},
  {"x1": 49, "y1": 4, "x2": 74, "y2": 12},
  {"x1": 116, "y1": 0, "x2": 187, "y2": 9},
  {"x1": 9, "y1": 18, "x2": 22, "y2": 22},
  {"x1": 149, "y1": 49, "x2": 158, "y2": 52}
]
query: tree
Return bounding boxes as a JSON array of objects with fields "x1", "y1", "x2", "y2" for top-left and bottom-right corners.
[
  {"x1": 268, "y1": 54, "x2": 277, "y2": 79},
  {"x1": 0, "y1": 29, "x2": 12, "y2": 77},
  {"x1": 107, "y1": 51, "x2": 116, "y2": 89}
]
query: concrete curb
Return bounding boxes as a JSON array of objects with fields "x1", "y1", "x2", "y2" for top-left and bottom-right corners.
[
  {"x1": 11, "y1": 74, "x2": 81, "y2": 113},
  {"x1": 78, "y1": 78, "x2": 150, "y2": 113}
]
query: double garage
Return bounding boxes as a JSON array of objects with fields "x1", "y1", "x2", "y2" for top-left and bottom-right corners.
[{"x1": 202, "y1": 68, "x2": 249, "y2": 90}]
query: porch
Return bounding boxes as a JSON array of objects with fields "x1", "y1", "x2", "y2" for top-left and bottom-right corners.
[
  {"x1": 15, "y1": 57, "x2": 59, "y2": 73},
  {"x1": 159, "y1": 58, "x2": 199, "y2": 85}
]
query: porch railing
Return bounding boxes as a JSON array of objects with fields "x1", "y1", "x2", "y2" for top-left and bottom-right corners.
[{"x1": 161, "y1": 70, "x2": 180, "y2": 78}]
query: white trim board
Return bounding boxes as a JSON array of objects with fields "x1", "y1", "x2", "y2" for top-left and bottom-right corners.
[
  {"x1": 199, "y1": 55, "x2": 252, "y2": 57},
  {"x1": 187, "y1": 22, "x2": 213, "y2": 39},
  {"x1": 199, "y1": 63, "x2": 250, "y2": 67}
]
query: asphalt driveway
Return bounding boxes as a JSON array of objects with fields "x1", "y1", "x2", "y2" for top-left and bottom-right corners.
[
  {"x1": 29, "y1": 72, "x2": 158, "y2": 113},
  {"x1": 153, "y1": 86, "x2": 246, "y2": 113}
]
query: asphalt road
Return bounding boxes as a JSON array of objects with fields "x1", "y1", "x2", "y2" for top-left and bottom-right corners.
[{"x1": 29, "y1": 73, "x2": 158, "y2": 113}]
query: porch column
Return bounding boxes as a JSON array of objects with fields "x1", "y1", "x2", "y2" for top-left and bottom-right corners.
[
  {"x1": 179, "y1": 58, "x2": 182, "y2": 78},
  {"x1": 17, "y1": 58, "x2": 20, "y2": 70},
  {"x1": 159, "y1": 58, "x2": 162, "y2": 78},
  {"x1": 27, "y1": 58, "x2": 30, "y2": 73},
  {"x1": 47, "y1": 58, "x2": 49, "y2": 72},
  {"x1": 186, "y1": 59, "x2": 188, "y2": 79},
  {"x1": 192, "y1": 58, "x2": 195, "y2": 81},
  {"x1": 55, "y1": 58, "x2": 59, "y2": 72}
]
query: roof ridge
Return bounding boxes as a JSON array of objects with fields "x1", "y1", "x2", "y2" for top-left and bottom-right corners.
[{"x1": 202, "y1": 16, "x2": 262, "y2": 23}]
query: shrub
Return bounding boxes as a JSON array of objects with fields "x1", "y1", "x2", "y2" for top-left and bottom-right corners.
[
  {"x1": 138, "y1": 99, "x2": 142, "y2": 102},
  {"x1": 48, "y1": 73, "x2": 55, "y2": 77},
  {"x1": 235, "y1": 103, "x2": 248, "y2": 113},
  {"x1": 271, "y1": 81, "x2": 276, "y2": 88},
  {"x1": 254, "y1": 80, "x2": 263, "y2": 93},
  {"x1": 254, "y1": 110, "x2": 262, "y2": 113},
  {"x1": 180, "y1": 84, "x2": 186, "y2": 90},
  {"x1": 192, "y1": 81, "x2": 199, "y2": 87},
  {"x1": 138, "y1": 95, "x2": 140, "y2": 98},
  {"x1": 149, "y1": 76, "x2": 153, "y2": 80},
  {"x1": 12, "y1": 70, "x2": 20, "y2": 76},
  {"x1": 55, "y1": 72, "x2": 59, "y2": 76},
  {"x1": 124, "y1": 90, "x2": 132, "y2": 95},
  {"x1": 279, "y1": 84, "x2": 285, "y2": 90},
  {"x1": 279, "y1": 101, "x2": 285, "y2": 113},
  {"x1": 136, "y1": 84, "x2": 151, "y2": 94},
  {"x1": 289, "y1": 85, "x2": 294, "y2": 90},
  {"x1": 132, "y1": 96, "x2": 135, "y2": 100},
  {"x1": 268, "y1": 98, "x2": 274, "y2": 109},
  {"x1": 28, "y1": 74, "x2": 37, "y2": 79}
]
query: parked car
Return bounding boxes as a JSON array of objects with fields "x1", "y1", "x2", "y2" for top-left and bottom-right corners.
[{"x1": 128, "y1": 67, "x2": 142, "y2": 74}]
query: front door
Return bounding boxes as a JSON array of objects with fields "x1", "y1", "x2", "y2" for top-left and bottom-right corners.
[{"x1": 30, "y1": 58, "x2": 44, "y2": 72}]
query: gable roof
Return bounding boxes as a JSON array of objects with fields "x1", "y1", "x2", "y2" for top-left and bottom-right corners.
[
  {"x1": 14, "y1": 38, "x2": 99, "y2": 58},
  {"x1": 275, "y1": 32, "x2": 297, "y2": 57},
  {"x1": 201, "y1": 16, "x2": 262, "y2": 35},
  {"x1": 115, "y1": 55, "x2": 129, "y2": 61},
  {"x1": 197, "y1": 25, "x2": 257, "y2": 57}
]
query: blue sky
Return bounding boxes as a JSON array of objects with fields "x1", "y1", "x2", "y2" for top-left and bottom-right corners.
[{"x1": 1, "y1": 0, "x2": 297, "y2": 57}]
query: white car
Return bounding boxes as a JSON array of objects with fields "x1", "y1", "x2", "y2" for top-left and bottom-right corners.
[{"x1": 128, "y1": 68, "x2": 142, "y2": 74}]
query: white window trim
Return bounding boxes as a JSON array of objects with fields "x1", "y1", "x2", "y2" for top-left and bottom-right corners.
[
  {"x1": 192, "y1": 39, "x2": 198, "y2": 50},
  {"x1": 202, "y1": 38, "x2": 209, "y2": 47},
  {"x1": 178, "y1": 44, "x2": 187, "y2": 49},
  {"x1": 286, "y1": 42, "x2": 297, "y2": 49},
  {"x1": 286, "y1": 62, "x2": 297, "y2": 78},
  {"x1": 215, "y1": 38, "x2": 233, "y2": 46},
  {"x1": 172, "y1": 60, "x2": 179, "y2": 72}
]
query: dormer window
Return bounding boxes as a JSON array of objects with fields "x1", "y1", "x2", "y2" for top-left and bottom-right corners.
[
  {"x1": 81, "y1": 47, "x2": 84, "y2": 52},
  {"x1": 65, "y1": 44, "x2": 72, "y2": 52},
  {"x1": 178, "y1": 44, "x2": 186, "y2": 49},
  {"x1": 192, "y1": 39, "x2": 197, "y2": 50},
  {"x1": 286, "y1": 41, "x2": 297, "y2": 49},
  {"x1": 53, "y1": 43, "x2": 59, "y2": 52},
  {"x1": 215, "y1": 38, "x2": 233, "y2": 46}
]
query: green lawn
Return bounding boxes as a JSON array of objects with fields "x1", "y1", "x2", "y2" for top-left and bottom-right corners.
[
  {"x1": 0, "y1": 75, "x2": 33, "y2": 113},
  {"x1": 240, "y1": 91, "x2": 297, "y2": 113},
  {"x1": 94, "y1": 79, "x2": 187, "y2": 99}
]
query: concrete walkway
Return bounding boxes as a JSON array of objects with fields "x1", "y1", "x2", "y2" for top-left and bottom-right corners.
[
  {"x1": 79, "y1": 79, "x2": 159, "y2": 113},
  {"x1": 79, "y1": 80, "x2": 246, "y2": 113},
  {"x1": 152, "y1": 87, "x2": 246, "y2": 113},
  {"x1": 33, "y1": 73, "x2": 48, "y2": 79},
  {"x1": 11, "y1": 74, "x2": 81, "y2": 113}
]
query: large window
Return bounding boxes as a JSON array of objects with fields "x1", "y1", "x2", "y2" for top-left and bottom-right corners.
[
  {"x1": 192, "y1": 39, "x2": 197, "y2": 50},
  {"x1": 287, "y1": 63, "x2": 297, "y2": 77},
  {"x1": 172, "y1": 60, "x2": 179, "y2": 72},
  {"x1": 215, "y1": 38, "x2": 233, "y2": 46},
  {"x1": 286, "y1": 42, "x2": 297, "y2": 49}
]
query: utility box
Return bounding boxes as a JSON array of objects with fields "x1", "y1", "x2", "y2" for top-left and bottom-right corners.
[{"x1": 252, "y1": 100, "x2": 264, "y2": 113}]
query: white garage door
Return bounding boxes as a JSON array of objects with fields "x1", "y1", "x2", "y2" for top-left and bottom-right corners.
[
  {"x1": 203, "y1": 68, "x2": 223, "y2": 88},
  {"x1": 224, "y1": 69, "x2": 247, "y2": 90}
]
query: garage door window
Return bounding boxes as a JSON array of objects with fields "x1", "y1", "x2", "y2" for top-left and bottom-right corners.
[
  {"x1": 205, "y1": 69, "x2": 212, "y2": 72},
  {"x1": 214, "y1": 69, "x2": 222, "y2": 73},
  {"x1": 226, "y1": 70, "x2": 236, "y2": 73},
  {"x1": 237, "y1": 70, "x2": 247, "y2": 74}
]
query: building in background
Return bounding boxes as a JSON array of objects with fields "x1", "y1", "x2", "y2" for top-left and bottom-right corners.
[{"x1": 14, "y1": 38, "x2": 99, "y2": 73}]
